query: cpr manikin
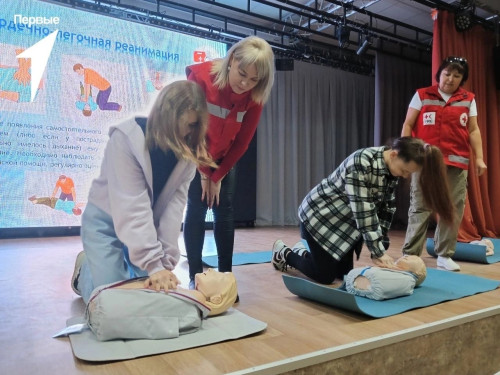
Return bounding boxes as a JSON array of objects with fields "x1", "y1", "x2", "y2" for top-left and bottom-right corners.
[
  {"x1": 344, "y1": 255, "x2": 427, "y2": 300},
  {"x1": 86, "y1": 269, "x2": 238, "y2": 341},
  {"x1": 470, "y1": 239, "x2": 494, "y2": 256}
]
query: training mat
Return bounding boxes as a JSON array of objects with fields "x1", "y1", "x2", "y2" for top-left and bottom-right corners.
[
  {"x1": 426, "y1": 238, "x2": 500, "y2": 264},
  {"x1": 282, "y1": 268, "x2": 499, "y2": 318},
  {"x1": 66, "y1": 308, "x2": 266, "y2": 362},
  {"x1": 202, "y1": 251, "x2": 272, "y2": 267}
]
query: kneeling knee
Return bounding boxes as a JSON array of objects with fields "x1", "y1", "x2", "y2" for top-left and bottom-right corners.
[{"x1": 315, "y1": 274, "x2": 336, "y2": 285}]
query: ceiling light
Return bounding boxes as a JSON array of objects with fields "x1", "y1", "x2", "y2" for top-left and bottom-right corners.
[
  {"x1": 336, "y1": 25, "x2": 351, "y2": 48},
  {"x1": 454, "y1": 0, "x2": 475, "y2": 32},
  {"x1": 455, "y1": 10, "x2": 472, "y2": 31},
  {"x1": 356, "y1": 37, "x2": 372, "y2": 55}
]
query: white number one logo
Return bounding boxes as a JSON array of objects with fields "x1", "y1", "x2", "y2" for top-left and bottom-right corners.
[{"x1": 17, "y1": 29, "x2": 58, "y2": 102}]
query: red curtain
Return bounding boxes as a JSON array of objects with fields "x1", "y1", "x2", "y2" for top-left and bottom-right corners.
[{"x1": 433, "y1": 10, "x2": 500, "y2": 241}]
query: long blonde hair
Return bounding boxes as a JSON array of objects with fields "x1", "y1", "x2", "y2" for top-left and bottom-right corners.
[
  {"x1": 145, "y1": 80, "x2": 215, "y2": 168},
  {"x1": 211, "y1": 36, "x2": 275, "y2": 104}
]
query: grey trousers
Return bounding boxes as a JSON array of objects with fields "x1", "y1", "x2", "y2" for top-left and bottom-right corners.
[{"x1": 403, "y1": 166, "x2": 468, "y2": 257}]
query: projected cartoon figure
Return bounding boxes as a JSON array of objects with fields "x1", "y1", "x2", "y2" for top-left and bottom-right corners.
[
  {"x1": 28, "y1": 174, "x2": 83, "y2": 215},
  {"x1": 0, "y1": 48, "x2": 42, "y2": 102},
  {"x1": 75, "y1": 81, "x2": 98, "y2": 116},
  {"x1": 145, "y1": 71, "x2": 164, "y2": 93},
  {"x1": 28, "y1": 195, "x2": 85, "y2": 216},
  {"x1": 73, "y1": 63, "x2": 122, "y2": 112},
  {"x1": 51, "y1": 174, "x2": 76, "y2": 202}
]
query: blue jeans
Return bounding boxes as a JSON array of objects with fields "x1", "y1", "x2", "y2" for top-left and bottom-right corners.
[
  {"x1": 78, "y1": 202, "x2": 147, "y2": 303},
  {"x1": 183, "y1": 167, "x2": 237, "y2": 280}
]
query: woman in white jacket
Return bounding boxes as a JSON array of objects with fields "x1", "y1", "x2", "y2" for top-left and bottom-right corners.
[{"x1": 71, "y1": 80, "x2": 215, "y2": 303}]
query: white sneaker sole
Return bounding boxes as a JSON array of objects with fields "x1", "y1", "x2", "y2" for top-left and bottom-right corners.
[{"x1": 71, "y1": 251, "x2": 86, "y2": 295}]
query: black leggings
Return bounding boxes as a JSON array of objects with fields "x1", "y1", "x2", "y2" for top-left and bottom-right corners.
[
  {"x1": 286, "y1": 223, "x2": 355, "y2": 284},
  {"x1": 183, "y1": 167, "x2": 237, "y2": 280}
]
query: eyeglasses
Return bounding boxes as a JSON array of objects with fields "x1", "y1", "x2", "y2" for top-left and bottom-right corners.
[{"x1": 445, "y1": 56, "x2": 468, "y2": 65}]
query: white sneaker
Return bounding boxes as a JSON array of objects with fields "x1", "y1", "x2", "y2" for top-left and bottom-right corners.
[
  {"x1": 71, "y1": 251, "x2": 86, "y2": 295},
  {"x1": 437, "y1": 256, "x2": 461, "y2": 271},
  {"x1": 272, "y1": 240, "x2": 290, "y2": 272},
  {"x1": 292, "y1": 241, "x2": 309, "y2": 257}
]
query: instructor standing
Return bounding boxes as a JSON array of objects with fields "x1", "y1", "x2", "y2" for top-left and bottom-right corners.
[{"x1": 183, "y1": 36, "x2": 275, "y2": 288}]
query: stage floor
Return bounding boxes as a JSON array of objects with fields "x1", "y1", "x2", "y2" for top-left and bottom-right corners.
[{"x1": 1, "y1": 227, "x2": 499, "y2": 375}]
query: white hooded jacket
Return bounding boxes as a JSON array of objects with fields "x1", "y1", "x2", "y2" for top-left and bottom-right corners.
[{"x1": 87, "y1": 117, "x2": 195, "y2": 275}]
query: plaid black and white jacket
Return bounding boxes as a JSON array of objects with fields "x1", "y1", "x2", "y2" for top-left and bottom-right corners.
[{"x1": 298, "y1": 146, "x2": 398, "y2": 261}]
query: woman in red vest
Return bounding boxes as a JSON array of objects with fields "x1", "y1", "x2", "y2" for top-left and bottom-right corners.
[
  {"x1": 401, "y1": 57, "x2": 487, "y2": 271},
  {"x1": 183, "y1": 36, "x2": 275, "y2": 290}
]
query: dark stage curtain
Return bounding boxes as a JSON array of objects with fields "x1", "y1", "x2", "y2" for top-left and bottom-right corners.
[{"x1": 374, "y1": 53, "x2": 432, "y2": 228}]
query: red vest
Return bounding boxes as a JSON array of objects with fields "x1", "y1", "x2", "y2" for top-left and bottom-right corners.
[{"x1": 412, "y1": 85, "x2": 474, "y2": 170}]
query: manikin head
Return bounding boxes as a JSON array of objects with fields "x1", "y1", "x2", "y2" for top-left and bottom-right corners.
[
  {"x1": 194, "y1": 269, "x2": 238, "y2": 316},
  {"x1": 395, "y1": 255, "x2": 427, "y2": 286}
]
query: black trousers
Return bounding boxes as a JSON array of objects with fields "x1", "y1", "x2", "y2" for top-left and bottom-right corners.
[
  {"x1": 183, "y1": 167, "x2": 237, "y2": 280},
  {"x1": 286, "y1": 222, "x2": 358, "y2": 284}
]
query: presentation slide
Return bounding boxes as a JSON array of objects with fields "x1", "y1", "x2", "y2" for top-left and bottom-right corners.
[{"x1": 0, "y1": 0, "x2": 227, "y2": 232}]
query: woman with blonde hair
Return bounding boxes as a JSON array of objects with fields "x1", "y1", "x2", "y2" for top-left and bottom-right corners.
[
  {"x1": 184, "y1": 36, "x2": 275, "y2": 290},
  {"x1": 71, "y1": 80, "x2": 215, "y2": 303}
]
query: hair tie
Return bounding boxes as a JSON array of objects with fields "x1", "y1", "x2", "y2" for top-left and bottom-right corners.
[{"x1": 424, "y1": 143, "x2": 430, "y2": 150}]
